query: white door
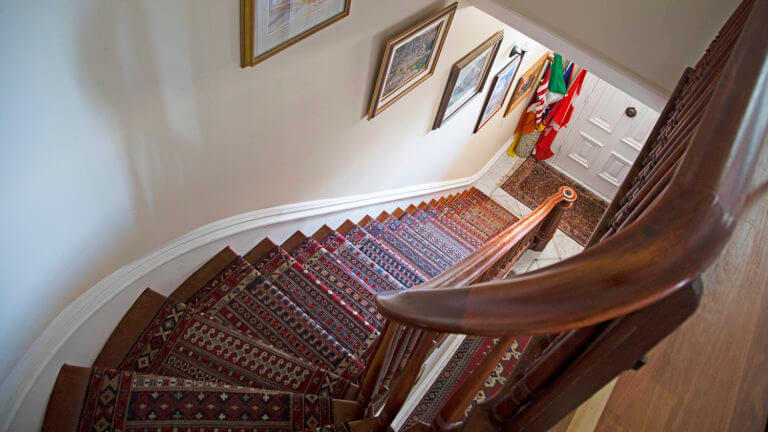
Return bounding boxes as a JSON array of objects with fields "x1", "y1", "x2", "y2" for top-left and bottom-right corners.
[{"x1": 549, "y1": 74, "x2": 660, "y2": 199}]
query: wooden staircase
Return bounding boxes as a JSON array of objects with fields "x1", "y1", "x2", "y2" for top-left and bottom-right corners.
[{"x1": 41, "y1": 0, "x2": 767, "y2": 429}]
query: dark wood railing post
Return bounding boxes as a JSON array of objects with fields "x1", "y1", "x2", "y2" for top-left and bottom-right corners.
[{"x1": 530, "y1": 186, "x2": 577, "y2": 251}]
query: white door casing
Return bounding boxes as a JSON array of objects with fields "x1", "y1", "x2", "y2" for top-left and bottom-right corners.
[{"x1": 549, "y1": 73, "x2": 660, "y2": 199}]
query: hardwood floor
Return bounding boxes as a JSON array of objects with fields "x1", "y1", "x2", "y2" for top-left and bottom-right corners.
[{"x1": 553, "y1": 146, "x2": 768, "y2": 432}]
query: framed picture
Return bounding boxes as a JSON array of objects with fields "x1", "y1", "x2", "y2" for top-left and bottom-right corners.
[
  {"x1": 475, "y1": 54, "x2": 522, "y2": 132},
  {"x1": 504, "y1": 52, "x2": 549, "y2": 116},
  {"x1": 240, "y1": 0, "x2": 351, "y2": 67},
  {"x1": 367, "y1": 3, "x2": 457, "y2": 120},
  {"x1": 432, "y1": 31, "x2": 504, "y2": 129}
]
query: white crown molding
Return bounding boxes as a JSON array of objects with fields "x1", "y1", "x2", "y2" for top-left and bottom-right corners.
[{"x1": 0, "y1": 136, "x2": 515, "y2": 431}]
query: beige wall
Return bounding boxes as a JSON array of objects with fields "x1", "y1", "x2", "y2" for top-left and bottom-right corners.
[
  {"x1": 493, "y1": 0, "x2": 740, "y2": 96},
  {"x1": 0, "y1": 0, "x2": 546, "y2": 383}
]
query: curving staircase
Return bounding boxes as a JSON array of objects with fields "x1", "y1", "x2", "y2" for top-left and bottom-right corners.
[
  {"x1": 39, "y1": 0, "x2": 767, "y2": 428},
  {"x1": 42, "y1": 188, "x2": 545, "y2": 431}
]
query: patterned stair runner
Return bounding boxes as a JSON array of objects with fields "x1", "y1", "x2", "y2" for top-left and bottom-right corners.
[
  {"x1": 48, "y1": 365, "x2": 347, "y2": 432},
  {"x1": 253, "y1": 246, "x2": 380, "y2": 361},
  {"x1": 117, "y1": 297, "x2": 354, "y2": 398},
  {"x1": 362, "y1": 218, "x2": 445, "y2": 278},
  {"x1": 398, "y1": 212, "x2": 470, "y2": 263},
  {"x1": 318, "y1": 229, "x2": 406, "y2": 293},
  {"x1": 343, "y1": 224, "x2": 427, "y2": 288},
  {"x1": 292, "y1": 237, "x2": 385, "y2": 331},
  {"x1": 43, "y1": 188, "x2": 531, "y2": 432}
]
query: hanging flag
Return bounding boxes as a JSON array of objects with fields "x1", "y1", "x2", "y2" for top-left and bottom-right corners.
[
  {"x1": 566, "y1": 64, "x2": 582, "y2": 91},
  {"x1": 545, "y1": 53, "x2": 567, "y2": 105},
  {"x1": 534, "y1": 68, "x2": 588, "y2": 160},
  {"x1": 508, "y1": 99, "x2": 539, "y2": 157},
  {"x1": 562, "y1": 62, "x2": 574, "y2": 90},
  {"x1": 535, "y1": 63, "x2": 551, "y2": 125}
]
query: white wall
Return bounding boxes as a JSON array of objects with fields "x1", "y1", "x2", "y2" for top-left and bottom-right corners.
[
  {"x1": 489, "y1": 0, "x2": 740, "y2": 97},
  {"x1": 0, "y1": 0, "x2": 547, "y2": 385}
]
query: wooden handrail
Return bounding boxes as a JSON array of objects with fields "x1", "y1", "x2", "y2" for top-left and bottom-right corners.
[{"x1": 375, "y1": 0, "x2": 767, "y2": 336}]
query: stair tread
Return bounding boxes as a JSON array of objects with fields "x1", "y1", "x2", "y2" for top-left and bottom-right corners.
[
  {"x1": 318, "y1": 229, "x2": 406, "y2": 293},
  {"x1": 429, "y1": 205, "x2": 486, "y2": 248},
  {"x1": 402, "y1": 335, "x2": 531, "y2": 430},
  {"x1": 292, "y1": 236, "x2": 386, "y2": 330},
  {"x1": 362, "y1": 218, "x2": 444, "y2": 278},
  {"x1": 44, "y1": 364, "x2": 357, "y2": 432},
  {"x1": 379, "y1": 215, "x2": 457, "y2": 269},
  {"x1": 343, "y1": 224, "x2": 427, "y2": 288},
  {"x1": 198, "y1": 257, "x2": 365, "y2": 381},
  {"x1": 442, "y1": 196, "x2": 499, "y2": 238},
  {"x1": 169, "y1": 246, "x2": 239, "y2": 303},
  {"x1": 114, "y1": 295, "x2": 357, "y2": 398},
  {"x1": 398, "y1": 212, "x2": 472, "y2": 262},
  {"x1": 251, "y1": 245, "x2": 380, "y2": 360},
  {"x1": 93, "y1": 288, "x2": 167, "y2": 369}
]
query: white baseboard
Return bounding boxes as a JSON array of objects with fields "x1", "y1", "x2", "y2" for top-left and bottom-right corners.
[{"x1": 0, "y1": 137, "x2": 515, "y2": 431}]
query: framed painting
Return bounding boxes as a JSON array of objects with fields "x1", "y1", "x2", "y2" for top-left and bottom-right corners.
[
  {"x1": 367, "y1": 3, "x2": 457, "y2": 120},
  {"x1": 475, "y1": 54, "x2": 522, "y2": 132},
  {"x1": 504, "y1": 52, "x2": 549, "y2": 116},
  {"x1": 432, "y1": 31, "x2": 504, "y2": 129},
  {"x1": 240, "y1": 0, "x2": 351, "y2": 67}
]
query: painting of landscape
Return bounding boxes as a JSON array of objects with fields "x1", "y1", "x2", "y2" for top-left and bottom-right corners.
[
  {"x1": 382, "y1": 24, "x2": 441, "y2": 98},
  {"x1": 367, "y1": 3, "x2": 457, "y2": 119}
]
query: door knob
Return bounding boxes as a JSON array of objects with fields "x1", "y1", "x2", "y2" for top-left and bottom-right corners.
[{"x1": 625, "y1": 107, "x2": 637, "y2": 117}]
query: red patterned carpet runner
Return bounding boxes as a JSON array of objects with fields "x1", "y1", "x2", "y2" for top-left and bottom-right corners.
[
  {"x1": 45, "y1": 187, "x2": 540, "y2": 431},
  {"x1": 206, "y1": 271, "x2": 365, "y2": 382},
  {"x1": 429, "y1": 205, "x2": 486, "y2": 248},
  {"x1": 254, "y1": 246, "x2": 380, "y2": 360},
  {"x1": 363, "y1": 219, "x2": 446, "y2": 278},
  {"x1": 292, "y1": 237, "x2": 385, "y2": 330},
  {"x1": 118, "y1": 298, "x2": 353, "y2": 398},
  {"x1": 319, "y1": 230, "x2": 406, "y2": 293},
  {"x1": 399, "y1": 212, "x2": 471, "y2": 263},
  {"x1": 78, "y1": 367, "x2": 334, "y2": 432},
  {"x1": 344, "y1": 225, "x2": 427, "y2": 288}
]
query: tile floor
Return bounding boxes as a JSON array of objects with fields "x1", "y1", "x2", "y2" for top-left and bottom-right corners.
[{"x1": 474, "y1": 154, "x2": 585, "y2": 274}]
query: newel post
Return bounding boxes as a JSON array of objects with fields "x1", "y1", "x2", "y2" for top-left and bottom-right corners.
[{"x1": 530, "y1": 186, "x2": 577, "y2": 251}]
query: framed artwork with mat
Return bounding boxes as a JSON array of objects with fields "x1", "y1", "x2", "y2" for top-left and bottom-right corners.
[
  {"x1": 474, "y1": 53, "x2": 522, "y2": 132},
  {"x1": 504, "y1": 51, "x2": 549, "y2": 115},
  {"x1": 367, "y1": 3, "x2": 457, "y2": 120},
  {"x1": 432, "y1": 31, "x2": 504, "y2": 129},
  {"x1": 240, "y1": 0, "x2": 351, "y2": 67}
]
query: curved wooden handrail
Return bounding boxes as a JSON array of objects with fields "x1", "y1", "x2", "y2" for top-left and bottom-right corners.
[{"x1": 376, "y1": 0, "x2": 768, "y2": 336}]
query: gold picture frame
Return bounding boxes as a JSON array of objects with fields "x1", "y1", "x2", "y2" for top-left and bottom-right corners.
[
  {"x1": 240, "y1": 0, "x2": 351, "y2": 67},
  {"x1": 503, "y1": 52, "x2": 549, "y2": 116},
  {"x1": 475, "y1": 54, "x2": 522, "y2": 133},
  {"x1": 367, "y1": 3, "x2": 458, "y2": 120},
  {"x1": 433, "y1": 31, "x2": 504, "y2": 129}
]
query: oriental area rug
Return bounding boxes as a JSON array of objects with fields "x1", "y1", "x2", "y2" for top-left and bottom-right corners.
[{"x1": 501, "y1": 158, "x2": 608, "y2": 245}]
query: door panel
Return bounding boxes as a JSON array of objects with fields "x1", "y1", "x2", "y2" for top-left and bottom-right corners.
[
  {"x1": 597, "y1": 152, "x2": 633, "y2": 188},
  {"x1": 549, "y1": 74, "x2": 659, "y2": 199},
  {"x1": 566, "y1": 132, "x2": 604, "y2": 169}
]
